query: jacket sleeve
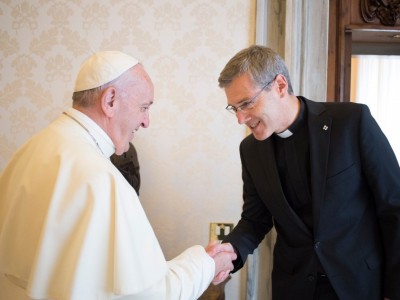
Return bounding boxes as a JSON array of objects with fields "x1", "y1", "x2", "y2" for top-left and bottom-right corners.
[
  {"x1": 359, "y1": 105, "x2": 400, "y2": 299},
  {"x1": 223, "y1": 137, "x2": 274, "y2": 272}
]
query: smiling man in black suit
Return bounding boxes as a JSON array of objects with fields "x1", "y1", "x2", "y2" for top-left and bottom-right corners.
[{"x1": 218, "y1": 45, "x2": 400, "y2": 300}]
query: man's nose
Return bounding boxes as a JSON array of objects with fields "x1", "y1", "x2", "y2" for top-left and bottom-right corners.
[
  {"x1": 141, "y1": 113, "x2": 150, "y2": 128},
  {"x1": 235, "y1": 110, "x2": 250, "y2": 125}
]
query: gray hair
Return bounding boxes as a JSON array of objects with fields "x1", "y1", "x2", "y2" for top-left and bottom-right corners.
[
  {"x1": 218, "y1": 45, "x2": 293, "y2": 94},
  {"x1": 72, "y1": 70, "x2": 132, "y2": 107},
  {"x1": 72, "y1": 86, "x2": 104, "y2": 107}
]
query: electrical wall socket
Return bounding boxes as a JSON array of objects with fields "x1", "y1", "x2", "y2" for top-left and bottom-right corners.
[{"x1": 209, "y1": 223, "x2": 234, "y2": 241}]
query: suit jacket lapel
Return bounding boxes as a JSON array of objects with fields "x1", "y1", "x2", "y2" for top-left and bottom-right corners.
[
  {"x1": 305, "y1": 99, "x2": 332, "y2": 235},
  {"x1": 257, "y1": 137, "x2": 312, "y2": 237}
]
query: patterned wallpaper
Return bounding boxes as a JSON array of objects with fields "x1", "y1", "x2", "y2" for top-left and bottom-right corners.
[{"x1": 0, "y1": 1, "x2": 254, "y2": 298}]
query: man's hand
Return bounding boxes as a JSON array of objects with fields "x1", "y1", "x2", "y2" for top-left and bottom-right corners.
[{"x1": 205, "y1": 241, "x2": 237, "y2": 285}]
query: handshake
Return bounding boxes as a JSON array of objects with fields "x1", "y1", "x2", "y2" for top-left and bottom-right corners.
[{"x1": 205, "y1": 241, "x2": 237, "y2": 285}]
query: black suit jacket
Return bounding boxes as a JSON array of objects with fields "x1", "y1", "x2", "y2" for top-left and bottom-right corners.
[{"x1": 224, "y1": 97, "x2": 400, "y2": 299}]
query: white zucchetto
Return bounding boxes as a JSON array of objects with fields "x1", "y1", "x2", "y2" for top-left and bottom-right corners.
[{"x1": 74, "y1": 51, "x2": 139, "y2": 92}]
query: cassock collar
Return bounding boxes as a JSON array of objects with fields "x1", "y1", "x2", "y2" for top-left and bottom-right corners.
[
  {"x1": 276, "y1": 97, "x2": 305, "y2": 139},
  {"x1": 64, "y1": 108, "x2": 115, "y2": 158}
]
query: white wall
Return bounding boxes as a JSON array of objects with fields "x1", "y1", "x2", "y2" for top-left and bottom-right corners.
[{"x1": 0, "y1": 1, "x2": 256, "y2": 298}]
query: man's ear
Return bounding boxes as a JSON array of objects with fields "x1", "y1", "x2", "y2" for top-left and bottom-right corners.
[
  {"x1": 100, "y1": 86, "x2": 117, "y2": 117},
  {"x1": 275, "y1": 74, "x2": 288, "y2": 97}
]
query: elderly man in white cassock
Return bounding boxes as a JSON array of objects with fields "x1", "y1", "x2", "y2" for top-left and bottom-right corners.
[{"x1": 0, "y1": 51, "x2": 236, "y2": 300}]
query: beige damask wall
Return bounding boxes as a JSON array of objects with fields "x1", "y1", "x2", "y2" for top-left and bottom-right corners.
[{"x1": 0, "y1": 0, "x2": 255, "y2": 298}]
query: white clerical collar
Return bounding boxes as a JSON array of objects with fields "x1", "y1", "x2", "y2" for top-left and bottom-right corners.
[
  {"x1": 276, "y1": 129, "x2": 293, "y2": 138},
  {"x1": 64, "y1": 108, "x2": 115, "y2": 158}
]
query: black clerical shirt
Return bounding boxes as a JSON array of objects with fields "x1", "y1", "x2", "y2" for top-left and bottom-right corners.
[{"x1": 273, "y1": 98, "x2": 313, "y2": 230}]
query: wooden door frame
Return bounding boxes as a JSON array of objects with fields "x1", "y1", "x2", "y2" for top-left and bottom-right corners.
[{"x1": 327, "y1": 0, "x2": 400, "y2": 102}]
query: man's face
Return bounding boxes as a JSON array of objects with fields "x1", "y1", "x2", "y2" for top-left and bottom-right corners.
[
  {"x1": 113, "y1": 66, "x2": 153, "y2": 155},
  {"x1": 224, "y1": 73, "x2": 281, "y2": 141}
]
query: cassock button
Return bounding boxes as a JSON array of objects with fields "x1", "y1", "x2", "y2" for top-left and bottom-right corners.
[
  {"x1": 314, "y1": 241, "x2": 321, "y2": 249},
  {"x1": 307, "y1": 274, "x2": 316, "y2": 281}
]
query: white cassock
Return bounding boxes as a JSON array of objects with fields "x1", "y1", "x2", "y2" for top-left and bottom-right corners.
[{"x1": 0, "y1": 108, "x2": 214, "y2": 300}]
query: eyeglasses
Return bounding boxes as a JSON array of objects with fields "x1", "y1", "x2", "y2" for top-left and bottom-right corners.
[{"x1": 225, "y1": 78, "x2": 275, "y2": 114}]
